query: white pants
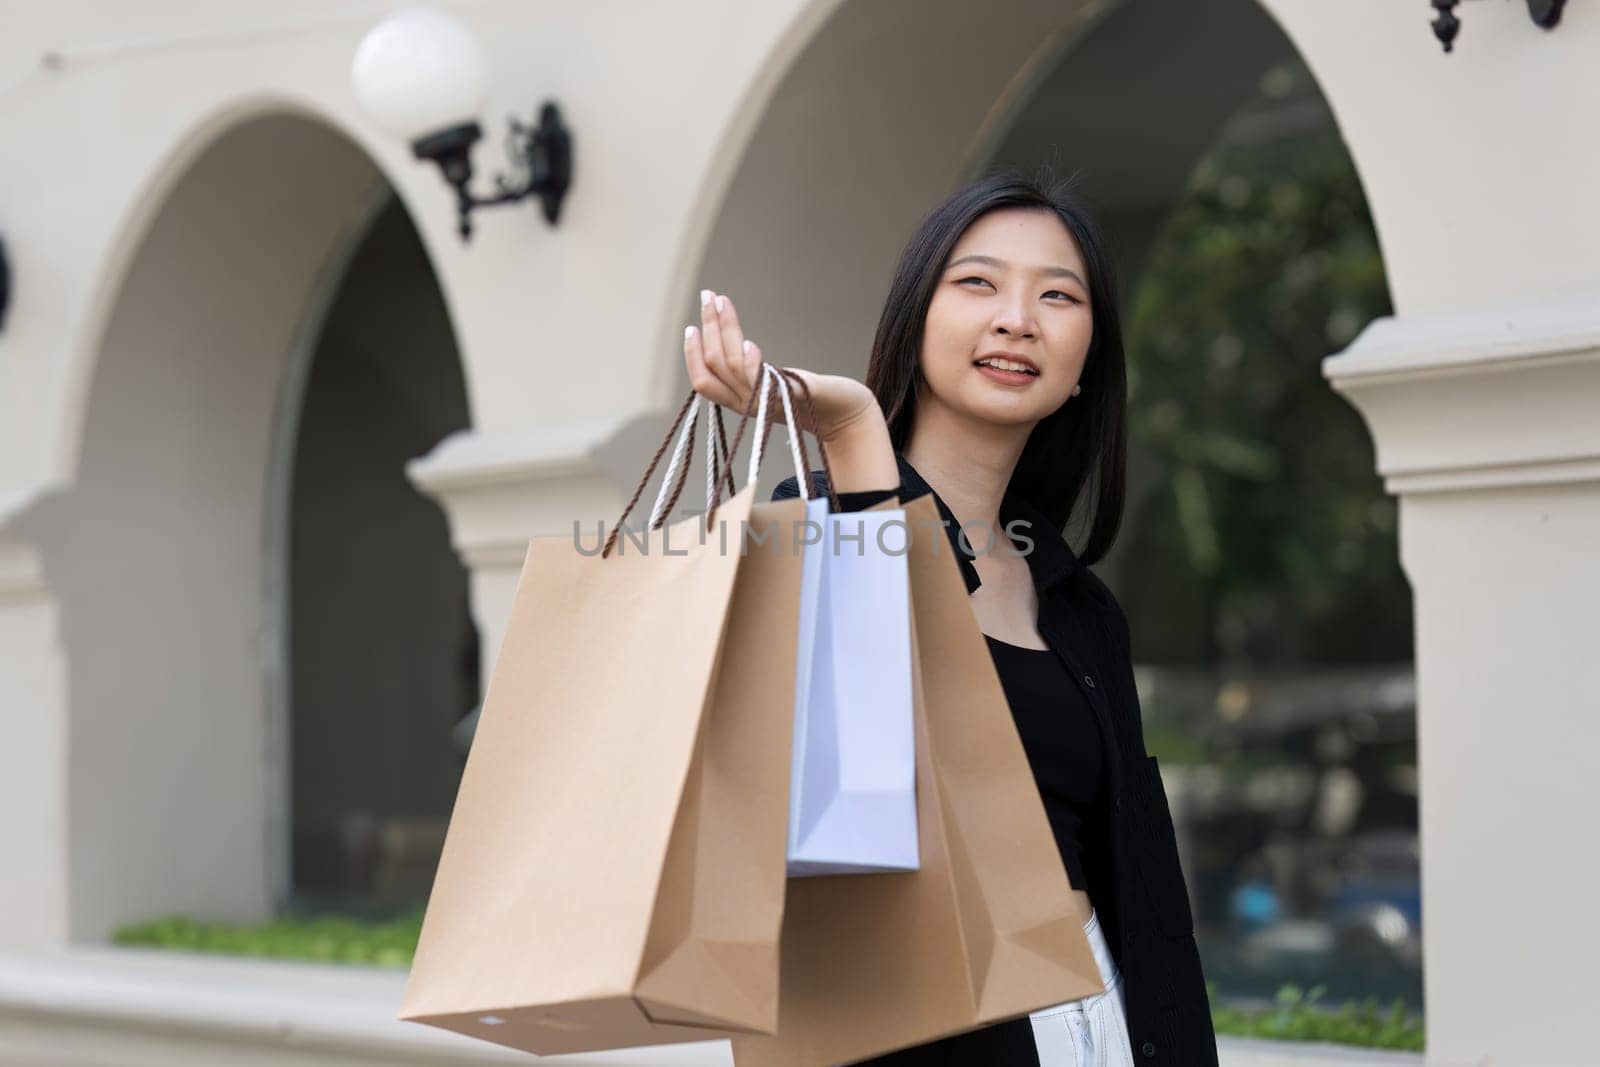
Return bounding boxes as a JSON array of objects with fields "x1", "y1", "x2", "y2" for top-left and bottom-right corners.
[{"x1": 1028, "y1": 909, "x2": 1135, "y2": 1067}]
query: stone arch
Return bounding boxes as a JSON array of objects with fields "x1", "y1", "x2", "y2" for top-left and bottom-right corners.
[
  {"x1": 660, "y1": 0, "x2": 1390, "y2": 416},
  {"x1": 20, "y1": 110, "x2": 470, "y2": 940},
  {"x1": 671, "y1": 0, "x2": 1409, "y2": 1011}
]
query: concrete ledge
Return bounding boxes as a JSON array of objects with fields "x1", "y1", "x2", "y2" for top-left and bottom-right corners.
[
  {"x1": 0, "y1": 487, "x2": 49, "y2": 604},
  {"x1": 0, "y1": 947, "x2": 1423, "y2": 1066},
  {"x1": 407, "y1": 423, "x2": 637, "y2": 569},
  {"x1": 0, "y1": 947, "x2": 719, "y2": 1066},
  {"x1": 1217, "y1": 1035, "x2": 1422, "y2": 1066},
  {"x1": 1323, "y1": 292, "x2": 1600, "y2": 494}
]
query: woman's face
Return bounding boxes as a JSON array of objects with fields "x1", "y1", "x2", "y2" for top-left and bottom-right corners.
[{"x1": 918, "y1": 206, "x2": 1093, "y2": 428}]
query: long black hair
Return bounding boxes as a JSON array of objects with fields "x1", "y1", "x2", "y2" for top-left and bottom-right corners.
[{"x1": 864, "y1": 169, "x2": 1127, "y2": 566}]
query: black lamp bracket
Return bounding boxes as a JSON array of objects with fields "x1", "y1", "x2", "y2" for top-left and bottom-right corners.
[
  {"x1": 411, "y1": 100, "x2": 573, "y2": 241},
  {"x1": 0, "y1": 237, "x2": 10, "y2": 332},
  {"x1": 1431, "y1": 0, "x2": 1566, "y2": 53}
]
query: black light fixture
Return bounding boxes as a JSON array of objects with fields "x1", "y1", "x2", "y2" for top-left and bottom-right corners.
[
  {"x1": 1431, "y1": 0, "x2": 1566, "y2": 53},
  {"x1": 407, "y1": 104, "x2": 571, "y2": 240},
  {"x1": 352, "y1": 9, "x2": 573, "y2": 242},
  {"x1": 0, "y1": 237, "x2": 9, "y2": 332}
]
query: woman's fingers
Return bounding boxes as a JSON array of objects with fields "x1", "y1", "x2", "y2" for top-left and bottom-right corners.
[
  {"x1": 685, "y1": 323, "x2": 735, "y2": 410},
  {"x1": 693, "y1": 288, "x2": 771, "y2": 415},
  {"x1": 698, "y1": 289, "x2": 737, "y2": 399},
  {"x1": 714, "y1": 293, "x2": 756, "y2": 392},
  {"x1": 686, "y1": 324, "x2": 763, "y2": 418}
]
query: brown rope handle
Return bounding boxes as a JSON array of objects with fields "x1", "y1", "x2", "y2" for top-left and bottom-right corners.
[
  {"x1": 702, "y1": 371, "x2": 777, "y2": 520},
  {"x1": 711, "y1": 405, "x2": 738, "y2": 503},
  {"x1": 601, "y1": 364, "x2": 844, "y2": 558},
  {"x1": 652, "y1": 374, "x2": 771, "y2": 531},
  {"x1": 604, "y1": 367, "x2": 776, "y2": 556},
  {"x1": 735, "y1": 367, "x2": 836, "y2": 513},
  {"x1": 602, "y1": 391, "x2": 750, "y2": 556},
  {"x1": 602, "y1": 392, "x2": 708, "y2": 558},
  {"x1": 665, "y1": 402, "x2": 700, "y2": 525},
  {"x1": 698, "y1": 365, "x2": 773, "y2": 523},
  {"x1": 777, "y1": 375, "x2": 825, "y2": 508},
  {"x1": 657, "y1": 381, "x2": 755, "y2": 528},
  {"x1": 778, "y1": 368, "x2": 843, "y2": 513},
  {"x1": 655, "y1": 402, "x2": 703, "y2": 528},
  {"x1": 601, "y1": 390, "x2": 693, "y2": 558},
  {"x1": 705, "y1": 365, "x2": 842, "y2": 517},
  {"x1": 709, "y1": 374, "x2": 797, "y2": 505},
  {"x1": 771, "y1": 374, "x2": 825, "y2": 511}
]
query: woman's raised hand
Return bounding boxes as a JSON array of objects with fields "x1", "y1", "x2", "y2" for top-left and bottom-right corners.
[
  {"x1": 684, "y1": 288, "x2": 875, "y2": 443},
  {"x1": 683, "y1": 288, "x2": 900, "y2": 493}
]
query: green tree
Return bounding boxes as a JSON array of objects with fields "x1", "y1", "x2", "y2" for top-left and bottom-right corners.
[{"x1": 1119, "y1": 80, "x2": 1408, "y2": 669}]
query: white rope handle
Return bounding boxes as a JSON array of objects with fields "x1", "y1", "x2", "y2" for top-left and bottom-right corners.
[
  {"x1": 647, "y1": 364, "x2": 811, "y2": 530},
  {"x1": 704, "y1": 399, "x2": 721, "y2": 520},
  {"x1": 647, "y1": 394, "x2": 701, "y2": 530},
  {"x1": 746, "y1": 364, "x2": 810, "y2": 498}
]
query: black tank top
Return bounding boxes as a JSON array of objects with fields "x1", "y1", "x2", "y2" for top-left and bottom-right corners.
[
  {"x1": 982, "y1": 633, "x2": 1107, "y2": 892},
  {"x1": 852, "y1": 636, "x2": 1114, "y2": 1066}
]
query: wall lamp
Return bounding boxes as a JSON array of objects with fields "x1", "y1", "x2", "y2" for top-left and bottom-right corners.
[
  {"x1": 1431, "y1": 0, "x2": 1565, "y2": 53},
  {"x1": 0, "y1": 237, "x2": 9, "y2": 332},
  {"x1": 352, "y1": 8, "x2": 572, "y2": 242}
]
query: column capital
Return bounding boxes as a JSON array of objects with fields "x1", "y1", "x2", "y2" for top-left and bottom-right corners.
[
  {"x1": 1323, "y1": 293, "x2": 1600, "y2": 495},
  {"x1": 0, "y1": 488, "x2": 50, "y2": 605},
  {"x1": 407, "y1": 416, "x2": 640, "y2": 570}
]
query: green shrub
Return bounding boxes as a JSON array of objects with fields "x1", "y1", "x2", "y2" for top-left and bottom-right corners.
[
  {"x1": 1210, "y1": 983, "x2": 1425, "y2": 1052},
  {"x1": 112, "y1": 909, "x2": 423, "y2": 969},
  {"x1": 112, "y1": 919, "x2": 1425, "y2": 1052}
]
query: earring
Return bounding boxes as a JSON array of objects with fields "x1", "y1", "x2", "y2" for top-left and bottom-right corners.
[{"x1": 1072, "y1": 385, "x2": 1082, "y2": 396}]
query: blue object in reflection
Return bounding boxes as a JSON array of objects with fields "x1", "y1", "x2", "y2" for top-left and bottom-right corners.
[{"x1": 1230, "y1": 880, "x2": 1282, "y2": 928}]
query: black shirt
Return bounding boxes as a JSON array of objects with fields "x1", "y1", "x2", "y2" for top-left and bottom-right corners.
[{"x1": 983, "y1": 633, "x2": 1108, "y2": 894}]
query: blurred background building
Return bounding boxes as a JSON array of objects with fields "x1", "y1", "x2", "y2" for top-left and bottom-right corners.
[{"x1": 1, "y1": 1, "x2": 1596, "y2": 1064}]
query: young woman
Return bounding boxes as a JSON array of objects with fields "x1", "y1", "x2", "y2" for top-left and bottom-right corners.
[{"x1": 682, "y1": 173, "x2": 1218, "y2": 1066}]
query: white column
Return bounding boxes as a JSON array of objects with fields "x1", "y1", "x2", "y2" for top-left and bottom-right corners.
[
  {"x1": 1324, "y1": 294, "x2": 1600, "y2": 1067},
  {"x1": 0, "y1": 492, "x2": 68, "y2": 951}
]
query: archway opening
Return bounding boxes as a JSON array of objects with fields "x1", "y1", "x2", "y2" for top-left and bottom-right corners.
[
  {"x1": 695, "y1": 0, "x2": 1416, "y2": 1038},
  {"x1": 988, "y1": 0, "x2": 1416, "y2": 1016},
  {"x1": 37, "y1": 112, "x2": 475, "y2": 943},
  {"x1": 285, "y1": 194, "x2": 477, "y2": 919}
]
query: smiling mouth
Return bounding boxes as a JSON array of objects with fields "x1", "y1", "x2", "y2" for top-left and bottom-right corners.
[{"x1": 973, "y1": 358, "x2": 1039, "y2": 377}]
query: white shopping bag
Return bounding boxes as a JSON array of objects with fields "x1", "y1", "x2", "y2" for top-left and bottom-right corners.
[{"x1": 786, "y1": 492, "x2": 918, "y2": 876}]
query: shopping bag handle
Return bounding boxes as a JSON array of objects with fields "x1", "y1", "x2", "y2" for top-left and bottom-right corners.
[
  {"x1": 761, "y1": 368, "x2": 840, "y2": 513},
  {"x1": 599, "y1": 364, "x2": 839, "y2": 558},
  {"x1": 705, "y1": 366, "x2": 839, "y2": 517},
  {"x1": 647, "y1": 392, "x2": 724, "y2": 530},
  {"x1": 647, "y1": 365, "x2": 806, "y2": 527},
  {"x1": 701, "y1": 368, "x2": 801, "y2": 508},
  {"x1": 694, "y1": 365, "x2": 841, "y2": 520},
  {"x1": 601, "y1": 390, "x2": 713, "y2": 558}
]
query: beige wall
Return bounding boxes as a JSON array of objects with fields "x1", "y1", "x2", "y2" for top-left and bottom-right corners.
[
  {"x1": 0, "y1": 0, "x2": 833, "y2": 488},
  {"x1": 5, "y1": 115, "x2": 387, "y2": 942},
  {"x1": 1261, "y1": 2, "x2": 1600, "y2": 317},
  {"x1": 0, "y1": 1, "x2": 1596, "y2": 1063}
]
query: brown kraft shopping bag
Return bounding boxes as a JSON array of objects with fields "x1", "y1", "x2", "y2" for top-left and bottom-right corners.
[
  {"x1": 732, "y1": 491, "x2": 1105, "y2": 1067},
  {"x1": 400, "y1": 386, "x2": 819, "y2": 1055}
]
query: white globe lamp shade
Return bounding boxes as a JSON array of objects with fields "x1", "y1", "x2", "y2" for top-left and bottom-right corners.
[{"x1": 351, "y1": 8, "x2": 490, "y2": 142}]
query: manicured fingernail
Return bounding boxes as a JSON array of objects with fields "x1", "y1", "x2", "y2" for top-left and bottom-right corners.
[
  {"x1": 742, "y1": 339, "x2": 752, "y2": 355},
  {"x1": 700, "y1": 289, "x2": 713, "y2": 306},
  {"x1": 716, "y1": 295, "x2": 727, "y2": 313},
  {"x1": 685, "y1": 325, "x2": 696, "y2": 341}
]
